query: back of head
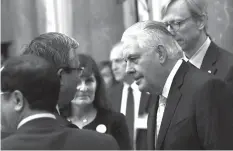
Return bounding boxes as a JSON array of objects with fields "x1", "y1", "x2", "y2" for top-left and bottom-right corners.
[
  {"x1": 1, "y1": 54, "x2": 60, "y2": 112},
  {"x1": 23, "y1": 32, "x2": 79, "y2": 70},
  {"x1": 121, "y1": 20, "x2": 183, "y2": 60}
]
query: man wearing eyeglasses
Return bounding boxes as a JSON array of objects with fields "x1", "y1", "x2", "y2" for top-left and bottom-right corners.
[
  {"x1": 1, "y1": 55, "x2": 119, "y2": 150},
  {"x1": 161, "y1": 0, "x2": 233, "y2": 82}
]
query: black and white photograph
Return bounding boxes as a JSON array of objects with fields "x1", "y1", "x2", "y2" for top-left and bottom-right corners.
[{"x1": 1, "y1": 0, "x2": 233, "y2": 150}]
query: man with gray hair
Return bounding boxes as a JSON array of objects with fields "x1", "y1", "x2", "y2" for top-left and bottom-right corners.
[
  {"x1": 122, "y1": 20, "x2": 233, "y2": 149},
  {"x1": 161, "y1": 0, "x2": 233, "y2": 81},
  {"x1": 23, "y1": 32, "x2": 79, "y2": 108}
]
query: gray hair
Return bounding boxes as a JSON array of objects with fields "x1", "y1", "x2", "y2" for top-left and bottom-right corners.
[
  {"x1": 121, "y1": 21, "x2": 183, "y2": 59},
  {"x1": 161, "y1": 0, "x2": 208, "y2": 32}
]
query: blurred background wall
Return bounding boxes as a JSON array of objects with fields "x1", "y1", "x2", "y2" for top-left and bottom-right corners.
[
  {"x1": 1, "y1": 0, "x2": 125, "y2": 62},
  {"x1": 1, "y1": 0, "x2": 233, "y2": 63}
]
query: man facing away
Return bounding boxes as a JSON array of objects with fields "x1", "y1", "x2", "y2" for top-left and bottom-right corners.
[
  {"x1": 161, "y1": 0, "x2": 233, "y2": 81},
  {"x1": 121, "y1": 20, "x2": 233, "y2": 149},
  {"x1": 1, "y1": 54, "x2": 119, "y2": 150}
]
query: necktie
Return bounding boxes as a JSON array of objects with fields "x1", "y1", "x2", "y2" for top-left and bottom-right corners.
[
  {"x1": 126, "y1": 86, "x2": 135, "y2": 146},
  {"x1": 155, "y1": 95, "x2": 167, "y2": 148}
]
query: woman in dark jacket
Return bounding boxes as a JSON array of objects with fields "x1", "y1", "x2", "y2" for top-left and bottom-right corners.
[{"x1": 58, "y1": 54, "x2": 131, "y2": 150}]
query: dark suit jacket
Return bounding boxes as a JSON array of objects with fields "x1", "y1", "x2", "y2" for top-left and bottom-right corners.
[
  {"x1": 1, "y1": 118, "x2": 119, "y2": 150},
  {"x1": 201, "y1": 42, "x2": 233, "y2": 80},
  {"x1": 147, "y1": 61, "x2": 233, "y2": 150},
  {"x1": 108, "y1": 82, "x2": 153, "y2": 150}
]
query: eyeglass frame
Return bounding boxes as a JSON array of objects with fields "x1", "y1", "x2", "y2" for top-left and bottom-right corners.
[
  {"x1": 57, "y1": 66, "x2": 84, "y2": 78},
  {"x1": 164, "y1": 17, "x2": 193, "y2": 32}
]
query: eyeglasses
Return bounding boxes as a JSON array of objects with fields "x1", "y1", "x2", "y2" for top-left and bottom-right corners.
[{"x1": 164, "y1": 17, "x2": 192, "y2": 32}]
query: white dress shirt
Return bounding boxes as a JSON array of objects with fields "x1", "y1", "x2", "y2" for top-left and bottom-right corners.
[
  {"x1": 183, "y1": 37, "x2": 211, "y2": 69},
  {"x1": 156, "y1": 59, "x2": 183, "y2": 137},
  {"x1": 17, "y1": 113, "x2": 56, "y2": 129}
]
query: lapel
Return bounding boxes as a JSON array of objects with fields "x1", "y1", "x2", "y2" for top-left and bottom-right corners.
[
  {"x1": 156, "y1": 62, "x2": 189, "y2": 149},
  {"x1": 138, "y1": 91, "x2": 150, "y2": 115},
  {"x1": 201, "y1": 42, "x2": 219, "y2": 75},
  {"x1": 147, "y1": 94, "x2": 159, "y2": 150},
  {"x1": 111, "y1": 83, "x2": 124, "y2": 112}
]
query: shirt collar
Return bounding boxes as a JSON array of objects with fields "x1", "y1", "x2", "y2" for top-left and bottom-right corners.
[
  {"x1": 17, "y1": 113, "x2": 56, "y2": 129},
  {"x1": 183, "y1": 37, "x2": 211, "y2": 69},
  {"x1": 124, "y1": 81, "x2": 140, "y2": 92},
  {"x1": 162, "y1": 59, "x2": 183, "y2": 98}
]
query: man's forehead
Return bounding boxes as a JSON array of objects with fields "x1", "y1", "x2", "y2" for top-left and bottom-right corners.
[
  {"x1": 122, "y1": 42, "x2": 141, "y2": 58},
  {"x1": 110, "y1": 47, "x2": 124, "y2": 60},
  {"x1": 162, "y1": 0, "x2": 190, "y2": 21}
]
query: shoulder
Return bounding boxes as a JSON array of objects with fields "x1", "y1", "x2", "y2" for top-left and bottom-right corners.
[
  {"x1": 1, "y1": 134, "x2": 20, "y2": 150},
  {"x1": 66, "y1": 128, "x2": 119, "y2": 146},
  {"x1": 210, "y1": 42, "x2": 233, "y2": 63},
  {"x1": 184, "y1": 62, "x2": 213, "y2": 88}
]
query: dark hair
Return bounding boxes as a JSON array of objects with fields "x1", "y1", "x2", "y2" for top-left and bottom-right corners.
[
  {"x1": 60, "y1": 54, "x2": 112, "y2": 117},
  {"x1": 98, "y1": 60, "x2": 117, "y2": 85},
  {"x1": 1, "y1": 54, "x2": 60, "y2": 113},
  {"x1": 23, "y1": 32, "x2": 79, "y2": 70}
]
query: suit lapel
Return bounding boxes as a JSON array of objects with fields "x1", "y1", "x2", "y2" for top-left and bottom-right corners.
[
  {"x1": 201, "y1": 42, "x2": 219, "y2": 74},
  {"x1": 147, "y1": 95, "x2": 159, "y2": 150},
  {"x1": 156, "y1": 62, "x2": 189, "y2": 149},
  {"x1": 138, "y1": 91, "x2": 150, "y2": 115}
]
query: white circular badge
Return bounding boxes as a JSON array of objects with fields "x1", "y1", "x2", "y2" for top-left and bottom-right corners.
[{"x1": 96, "y1": 124, "x2": 107, "y2": 133}]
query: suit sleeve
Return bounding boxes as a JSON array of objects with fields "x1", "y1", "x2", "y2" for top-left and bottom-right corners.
[
  {"x1": 194, "y1": 79, "x2": 233, "y2": 149},
  {"x1": 112, "y1": 113, "x2": 133, "y2": 150}
]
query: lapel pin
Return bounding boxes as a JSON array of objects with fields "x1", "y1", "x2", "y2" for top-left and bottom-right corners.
[{"x1": 96, "y1": 124, "x2": 107, "y2": 133}]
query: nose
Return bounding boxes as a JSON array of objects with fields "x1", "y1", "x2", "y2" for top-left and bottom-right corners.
[
  {"x1": 125, "y1": 62, "x2": 135, "y2": 75},
  {"x1": 77, "y1": 82, "x2": 87, "y2": 91}
]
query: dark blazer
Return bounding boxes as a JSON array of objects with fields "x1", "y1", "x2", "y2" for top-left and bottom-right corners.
[
  {"x1": 108, "y1": 82, "x2": 153, "y2": 150},
  {"x1": 201, "y1": 42, "x2": 233, "y2": 80},
  {"x1": 83, "y1": 109, "x2": 132, "y2": 150},
  {"x1": 1, "y1": 118, "x2": 119, "y2": 150},
  {"x1": 147, "y1": 61, "x2": 233, "y2": 150},
  {"x1": 60, "y1": 107, "x2": 132, "y2": 150}
]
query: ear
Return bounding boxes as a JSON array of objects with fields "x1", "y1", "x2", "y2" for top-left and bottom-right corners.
[
  {"x1": 196, "y1": 15, "x2": 207, "y2": 30},
  {"x1": 57, "y1": 68, "x2": 64, "y2": 86},
  {"x1": 12, "y1": 90, "x2": 24, "y2": 112},
  {"x1": 155, "y1": 45, "x2": 168, "y2": 64}
]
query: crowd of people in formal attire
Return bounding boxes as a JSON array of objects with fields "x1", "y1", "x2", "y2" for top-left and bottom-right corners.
[{"x1": 1, "y1": 0, "x2": 233, "y2": 150}]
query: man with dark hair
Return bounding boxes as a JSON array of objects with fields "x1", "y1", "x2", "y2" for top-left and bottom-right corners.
[
  {"x1": 23, "y1": 32, "x2": 79, "y2": 108},
  {"x1": 1, "y1": 55, "x2": 119, "y2": 150},
  {"x1": 161, "y1": 0, "x2": 233, "y2": 81}
]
